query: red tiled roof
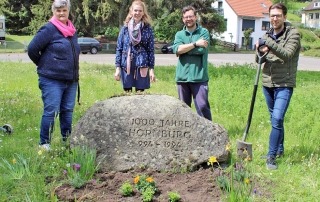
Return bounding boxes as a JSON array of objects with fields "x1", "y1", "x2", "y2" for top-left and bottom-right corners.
[{"x1": 226, "y1": 0, "x2": 273, "y2": 18}]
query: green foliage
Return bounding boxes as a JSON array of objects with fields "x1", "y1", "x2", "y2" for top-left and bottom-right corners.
[
  {"x1": 134, "y1": 174, "x2": 157, "y2": 201},
  {"x1": 134, "y1": 175, "x2": 156, "y2": 193},
  {"x1": 119, "y1": 181, "x2": 134, "y2": 197},
  {"x1": 0, "y1": 62, "x2": 320, "y2": 201},
  {"x1": 168, "y1": 191, "x2": 181, "y2": 202},
  {"x1": 141, "y1": 186, "x2": 156, "y2": 202},
  {"x1": 104, "y1": 26, "x2": 120, "y2": 41},
  {"x1": 242, "y1": 28, "x2": 254, "y2": 50},
  {"x1": 63, "y1": 146, "x2": 99, "y2": 188},
  {"x1": 0, "y1": 153, "x2": 32, "y2": 180},
  {"x1": 154, "y1": 10, "x2": 182, "y2": 42}
]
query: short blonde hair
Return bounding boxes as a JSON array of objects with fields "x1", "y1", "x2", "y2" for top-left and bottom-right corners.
[
  {"x1": 52, "y1": 0, "x2": 70, "y2": 12},
  {"x1": 124, "y1": 0, "x2": 152, "y2": 25}
]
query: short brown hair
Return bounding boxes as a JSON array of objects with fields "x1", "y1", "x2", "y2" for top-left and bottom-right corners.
[
  {"x1": 182, "y1": 5, "x2": 197, "y2": 15},
  {"x1": 269, "y1": 3, "x2": 287, "y2": 16}
]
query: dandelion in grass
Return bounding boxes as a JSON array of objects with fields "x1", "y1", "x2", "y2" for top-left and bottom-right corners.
[
  {"x1": 244, "y1": 178, "x2": 250, "y2": 184},
  {"x1": 225, "y1": 142, "x2": 231, "y2": 152},
  {"x1": 38, "y1": 150, "x2": 43, "y2": 156},
  {"x1": 12, "y1": 158, "x2": 17, "y2": 164},
  {"x1": 244, "y1": 156, "x2": 251, "y2": 162}
]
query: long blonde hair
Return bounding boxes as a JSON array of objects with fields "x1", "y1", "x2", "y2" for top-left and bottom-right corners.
[{"x1": 124, "y1": 0, "x2": 152, "y2": 25}]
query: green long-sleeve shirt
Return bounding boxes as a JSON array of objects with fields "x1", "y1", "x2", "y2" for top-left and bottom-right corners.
[{"x1": 173, "y1": 24, "x2": 210, "y2": 83}]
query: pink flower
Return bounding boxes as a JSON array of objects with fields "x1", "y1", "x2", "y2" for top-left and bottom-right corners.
[{"x1": 72, "y1": 163, "x2": 81, "y2": 172}]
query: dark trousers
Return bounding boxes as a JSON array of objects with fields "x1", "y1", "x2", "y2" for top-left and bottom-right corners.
[{"x1": 177, "y1": 82, "x2": 212, "y2": 121}]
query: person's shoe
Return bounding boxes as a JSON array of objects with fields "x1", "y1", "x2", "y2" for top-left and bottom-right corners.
[
  {"x1": 39, "y1": 143, "x2": 51, "y2": 151},
  {"x1": 276, "y1": 151, "x2": 284, "y2": 158},
  {"x1": 266, "y1": 156, "x2": 277, "y2": 170}
]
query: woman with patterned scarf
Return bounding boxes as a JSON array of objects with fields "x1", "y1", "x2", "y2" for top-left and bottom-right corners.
[{"x1": 114, "y1": 0, "x2": 155, "y2": 92}]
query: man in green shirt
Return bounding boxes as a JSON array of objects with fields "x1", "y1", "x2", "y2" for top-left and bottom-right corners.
[{"x1": 172, "y1": 5, "x2": 212, "y2": 121}]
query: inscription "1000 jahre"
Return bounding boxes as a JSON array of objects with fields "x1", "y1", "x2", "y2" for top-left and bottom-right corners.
[{"x1": 129, "y1": 118, "x2": 192, "y2": 148}]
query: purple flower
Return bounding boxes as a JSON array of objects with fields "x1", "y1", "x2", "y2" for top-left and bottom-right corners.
[
  {"x1": 63, "y1": 170, "x2": 68, "y2": 176},
  {"x1": 72, "y1": 163, "x2": 81, "y2": 172}
]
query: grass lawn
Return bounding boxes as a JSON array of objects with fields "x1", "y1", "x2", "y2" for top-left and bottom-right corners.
[{"x1": 0, "y1": 61, "x2": 319, "y2": 201}]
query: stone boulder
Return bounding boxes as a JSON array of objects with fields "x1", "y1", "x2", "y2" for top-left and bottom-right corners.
[{"x1": 71, "y1": 94, "x2": 229, "y2": 172}]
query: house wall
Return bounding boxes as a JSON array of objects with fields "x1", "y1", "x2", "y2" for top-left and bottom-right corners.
[
  {"x1": 212, "y1": 0, "x2": 271, "y2": 50},
  {"x1": 301, "y1": 10, "x2": 320, "y2": 28},
  {"x1": 0, "y1": 15, "x2": 5, "y2": 41}
]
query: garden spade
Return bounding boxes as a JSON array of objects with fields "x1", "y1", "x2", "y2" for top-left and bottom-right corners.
[{"x1": 237, "y1": 50, "x2": 268, "y2": 160}]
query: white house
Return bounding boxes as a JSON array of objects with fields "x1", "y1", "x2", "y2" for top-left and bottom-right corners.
[
  {"x1": 0, "y1": 15, "x2": 5, "y2": 42},
  {"x1": 212, "y1": 0, "x2": 272, "y2": 50},
  {"x1": 301, "y1": 1, "x2": 320, "y2": 28}
]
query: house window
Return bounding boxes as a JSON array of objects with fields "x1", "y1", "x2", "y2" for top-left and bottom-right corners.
[
  {"x1": 242, "y1": 19, "x2": 255, "y2": 31},
  {"x1": 316, "y1": 13, "x2": 319, "y2": 19},
  {"x1": 0, "y1": 22, "x2": 3, "y2": 29},
  {"x1": 309, "y1": 13, "x2": 314, "y2": 19},
  {"x1": 314, "y1": 2, "x2": 320, "y2": 7},
  {"x1": 262, "y1": 21, "x2": 270, "y2": 30}
]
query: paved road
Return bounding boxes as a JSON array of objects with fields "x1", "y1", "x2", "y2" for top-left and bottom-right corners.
[{"x1": 1, "y1": 53, "x2": 319, "y2": 71}]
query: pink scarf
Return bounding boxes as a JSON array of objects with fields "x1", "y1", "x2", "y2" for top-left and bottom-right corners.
[{"x1": 49, "y1": 16, "x2": 76, "y2": 37}]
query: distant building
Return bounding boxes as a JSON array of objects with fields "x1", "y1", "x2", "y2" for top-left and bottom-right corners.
[
  {"x1": 0, "y1": 15, "x2": 5, "y2": 42},
  {"x1": 212, "y1": 0, "x2": 273, "y2": 50},
  {"x1": 301, "y1": 1, "x2": 320, "y2": 28}
]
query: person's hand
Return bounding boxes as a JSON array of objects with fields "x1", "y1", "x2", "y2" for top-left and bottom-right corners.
[
  {"x1": 255, "y1": 39, "x2": 268, "y2": 53},
  {"x1": 258, "y1": 38, "x2": 266, "y2": 47},
  {"x1": 114, "y1": 67, "x2": 120, "y2": 81},
  {"x1": 149, "y1": 69, "x2": 155, "y2": 82},
  {"x1": 195, "y1": 38, "x2": 209, "y2": 48}
]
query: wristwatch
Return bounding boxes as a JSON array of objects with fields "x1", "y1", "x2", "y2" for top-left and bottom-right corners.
[{"x1": 193, "y1": 42, "x2": 197, "y2": 48}]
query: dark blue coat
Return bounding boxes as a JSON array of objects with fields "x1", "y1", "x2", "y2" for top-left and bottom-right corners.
[
  {"x1": 115, "y1": 24, "x2": 155, "y2": 69},
  {"x1": 28, "y1": 22, "x2": 80, "y2": 81}
]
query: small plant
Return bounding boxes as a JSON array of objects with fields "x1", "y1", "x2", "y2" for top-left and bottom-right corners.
[
  {"x1": 63, "y1": 146, "x2": 99, "y2": 188},
  {"x1": 0, "y1": 154, "x2": 41, "y2": 180},
  {"x1": 134, "y1": 174, "x2": 157, "y2": 201},
  {"x1": 141, "y1": 186, "x2": 155, "y2": 202},
  {"x1": 168, "y1": 191, "x2": 181, "y2": 202},
  {"x1": 119, "y1": 181, "x2": 134, "y2": 197}
]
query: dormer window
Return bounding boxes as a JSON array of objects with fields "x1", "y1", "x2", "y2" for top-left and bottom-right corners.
[{"x1": 314, "y1": 2, "x2": 320, "y2": 7}]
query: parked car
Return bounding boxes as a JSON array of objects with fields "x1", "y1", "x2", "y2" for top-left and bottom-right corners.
[
  {"x1": 77, "y1": 37, "x2": 102, "y2": 54},
  {"x1": 161, "y1": 42, "x2": 173, "y2": 54}
]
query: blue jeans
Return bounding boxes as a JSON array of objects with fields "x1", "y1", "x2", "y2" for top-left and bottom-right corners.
[
  {"x1": 38, "y1": 76, "x2": 78, "y2": 145},
  {"x1": 177, "y1": 82, "x2": 212, "y2": 121},
  {"x1": 263, "y1": 86, "x2": 293, "y2": 157}
]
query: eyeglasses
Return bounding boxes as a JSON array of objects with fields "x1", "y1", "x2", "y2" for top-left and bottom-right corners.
[
  {"x1": 183, "y1": 15, "x2": 195, "y2": 20},
  {"x1": 270, "y1": 14, "x2": 283, "y2": 19}
]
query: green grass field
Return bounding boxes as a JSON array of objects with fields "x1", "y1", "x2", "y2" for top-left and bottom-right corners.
[{"x1": 0, "y1": 61, "x2": 319, "y2": 201}]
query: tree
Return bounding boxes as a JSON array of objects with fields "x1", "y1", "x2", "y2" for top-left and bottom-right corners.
[
  {"x1": 27, "y1": 0, "x2": 52, "y2": 34},
  {"x1": 0, "y1": 0, "x2": 38, "y2": 34},
  {"x1": 153, "y1": 0, "x2": 226, "y2": 41},
  {"x1": 243, "y1": 28, "x2": 253, "y2": 50}
]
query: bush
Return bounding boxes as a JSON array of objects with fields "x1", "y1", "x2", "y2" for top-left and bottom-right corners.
[{"x1": 104, "y1": 27, "x2": 120, "y2": 41}]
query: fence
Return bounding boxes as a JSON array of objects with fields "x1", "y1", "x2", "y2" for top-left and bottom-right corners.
[{"x1": 0, "y1": 41, "x2": 28, "y2": 53}]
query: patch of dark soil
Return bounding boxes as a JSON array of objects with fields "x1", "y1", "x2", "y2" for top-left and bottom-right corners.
[{"x1": 55, "y1": 167, "x2": 222, "y2": 202}]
